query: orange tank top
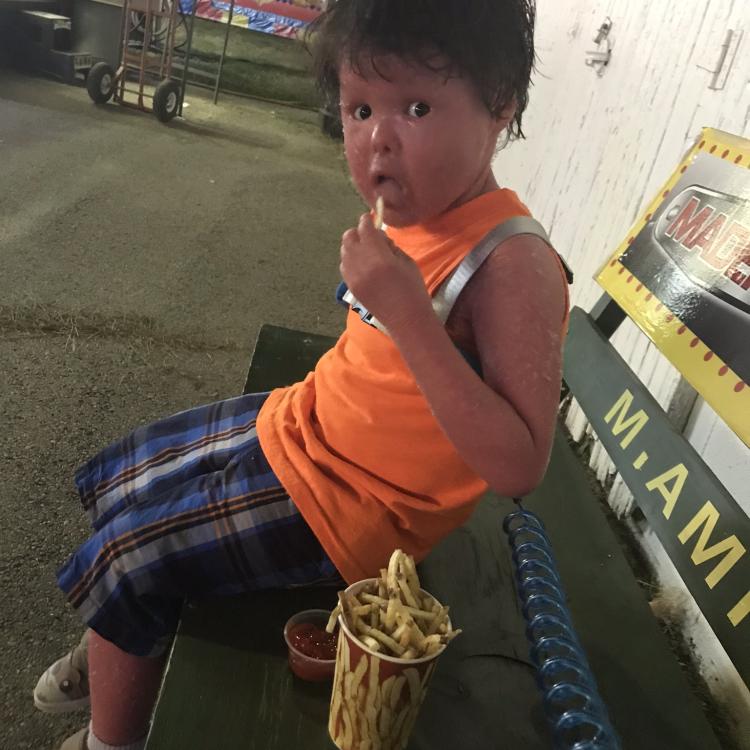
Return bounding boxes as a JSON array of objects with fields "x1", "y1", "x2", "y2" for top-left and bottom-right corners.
[{"x1": 257, "y1": 189, "x2": 544, "y2": 584}]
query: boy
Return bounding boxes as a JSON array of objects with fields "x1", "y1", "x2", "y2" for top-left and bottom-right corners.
[{"x1": 37, "y1": 1, "x2": 569, "y2": 747}]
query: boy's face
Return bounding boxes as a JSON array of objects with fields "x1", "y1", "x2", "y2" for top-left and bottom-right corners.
[{"x1": 339, "y1": 54, "x2": 510, "y2": 228}]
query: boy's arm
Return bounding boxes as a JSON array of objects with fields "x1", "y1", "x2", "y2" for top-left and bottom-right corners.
[
  {"x1": 340, "y1": 216, "x2": 566, "y2": 497},
  {"x1": 386, "y1": 235, "x2": 566, "y2": 497}
]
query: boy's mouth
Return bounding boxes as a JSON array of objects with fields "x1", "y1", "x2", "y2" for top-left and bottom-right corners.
[{"x1": 372, "y1": 173, "x2": 402, "y2": 202}]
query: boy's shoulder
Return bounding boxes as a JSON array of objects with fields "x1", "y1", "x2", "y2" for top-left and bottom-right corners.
[{"x1": 452, "y1": 232, "x2": 567, "y2": 335}]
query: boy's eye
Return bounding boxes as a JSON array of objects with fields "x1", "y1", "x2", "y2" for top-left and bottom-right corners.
[
  {"x1": 354, "y1": 104, "x2": 372, "y2": 121},
  {"x1": 407, "y1": 102, "x2": 431, "y2": 118}
]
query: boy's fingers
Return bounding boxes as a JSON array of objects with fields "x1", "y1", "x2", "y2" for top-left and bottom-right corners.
[
  {"x1": 341, "y1": 227, "x2": 360, "y2": 249},
  {"x1": 358, "y1": 213, "x2": 377, "y2": 234}
]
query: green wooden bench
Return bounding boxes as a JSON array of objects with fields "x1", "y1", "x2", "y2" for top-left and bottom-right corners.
[{"x1": 146, "y1": 298, "x2": 747, "y2": 749}]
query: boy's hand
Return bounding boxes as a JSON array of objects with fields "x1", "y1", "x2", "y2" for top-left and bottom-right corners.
[{"x1": 340, "y1": 214, "x2": 432, "y2": 331}]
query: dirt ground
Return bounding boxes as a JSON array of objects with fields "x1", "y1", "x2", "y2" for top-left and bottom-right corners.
[{"x1": 0, "y1": 69, "x2": 363, "y2": 749}]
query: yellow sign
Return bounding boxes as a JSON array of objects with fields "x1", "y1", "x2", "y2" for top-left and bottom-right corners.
[{"x1": 597, "y1": 128, "x2": 750, "y2": 446}]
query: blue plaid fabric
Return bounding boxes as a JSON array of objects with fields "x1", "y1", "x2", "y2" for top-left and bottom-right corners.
[{"x1": 57, "y1": 392, "x2": 341, "y2": 657}]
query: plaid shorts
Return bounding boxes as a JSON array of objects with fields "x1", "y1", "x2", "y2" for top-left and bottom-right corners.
[{"x1": 57, "y1": 392, "x2": 341, "y2": 657}]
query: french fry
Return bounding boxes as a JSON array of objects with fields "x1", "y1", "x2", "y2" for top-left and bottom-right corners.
[
  {"x1": 398, "y1": 624, "x2": 411, "y2": 649},
  {"x1": 378, "y1": 570, "x2": 388, "y2": 599},
  {"x1": 402, "y1": 605, "x2": 437, "y2": 622},
  {"x1": 365, "y1": 654, "x2": 380, "y2": 739},
  {"x1": 384, "y1": 596, "x2": 398, "y2": 631},
  {"x1": 326, "y1": 603, "x2": 342, "y2": 634},
  {"x1": 425, "y1": 605, "x2": 448, "y2": 636},
  {"x1": 361, "y1": 635, "x2": 382, "y2": 652},
  {"x1": 361, "y1": 593, "x2": 388, "y2": 608},
  {"x1": 352, "y1": 603, "x2": 374, "y2": 617},
  {"x1": 407, "y1": 619, "x2": 426, "y2": 649},
  {"x1": 389, "y1": 675, "x2": 406, "y2": 710},
  {"x1": 378, "y1": 705, "x2": 392, "y2": 738},
  {"x1": 342, "y1": 704, "x2": 353, "y2": 748},
  {"x1": 386, "y1": 549, "x2": 400, "y2": 594},
  {"x1": 389, "y1": 704, "x2": 410, "y2": 744},
  {"x1": 368, "y1": 653, "x2": 380, "y2": 693},
  {"x1": 404, "y1": 668, "x2": 421, "y2": 704},
  {"x1": 374, "y1": 195, "x2": 385, "y2": 230},
  {"x1": 401, "y1": 554, "x2": 421, "y2": 601},
  {"x1": 396, "y1": 576, "x2": 419, "y2": 609},
  {"x1": 380, "y1": 675, "x2": 394, "y2": 707},
  {"x1": 363, "y1": 625, "x2": 406, "y2": 656},
  {"x1": 424, "y1": 640, "x2": 443, "y2": 657},
  {"x1": 351, "y1": 654, "x2": 368, "y2": 697}
]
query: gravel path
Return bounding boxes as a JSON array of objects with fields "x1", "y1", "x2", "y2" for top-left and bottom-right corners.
[{"x1": 0, "y1": 69, "x2": 362, "y2": 749}]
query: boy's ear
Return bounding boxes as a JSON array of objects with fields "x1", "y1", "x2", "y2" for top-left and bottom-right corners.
[{"x1": 493, "y1": 99, "x2": 518, "y2": 135}]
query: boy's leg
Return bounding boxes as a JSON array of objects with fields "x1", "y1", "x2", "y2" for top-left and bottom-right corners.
[
  {"x1": 58, "y1": 434, "x2": 338, "y2": 656},
  {"x1": 88, "y1": 631, "x2": 164, "y2": 746},
  {"x1": 38, "y1": 393, "x2": 280, "y2": 714},
  {"x1": 75, "y1": 392, "x2": 271, "y2": 532},
  {"x1": 52, "y1": 413, "x2": 339, "y2": 745}
]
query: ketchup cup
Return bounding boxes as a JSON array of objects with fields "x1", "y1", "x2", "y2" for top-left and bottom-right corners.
[{"x1": 284, "y1": 609, "x2": 338, "y2": 682}]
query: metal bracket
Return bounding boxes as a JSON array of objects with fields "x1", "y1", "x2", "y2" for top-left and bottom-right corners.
[
  {"x1": 585, "y1": 43, "x2": 612, "y2": 76},
  {"x1": 697, "y1": 29, "x2": 743, "y2": 91},
  {"x1": 585, "y1": 17, "x2": 614, "y2": 77}
]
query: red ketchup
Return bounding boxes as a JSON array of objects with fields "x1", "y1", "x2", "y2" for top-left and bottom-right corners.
[{"x1": 286, "y1": 621, "x2": 338, "y2": 682}]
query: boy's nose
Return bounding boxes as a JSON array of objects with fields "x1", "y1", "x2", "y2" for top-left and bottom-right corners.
[{"x1": 370, "y1": 117, "x2": 400, "y2": 155}]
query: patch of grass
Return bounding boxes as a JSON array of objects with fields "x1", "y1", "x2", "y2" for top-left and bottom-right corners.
[{"x1": 176, "y1": 18, "x2": 321, "y2": 109}]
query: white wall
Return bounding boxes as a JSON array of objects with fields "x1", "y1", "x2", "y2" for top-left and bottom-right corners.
[{"x1": 493, "y1": 0, "x2": 750, "y2": 745}]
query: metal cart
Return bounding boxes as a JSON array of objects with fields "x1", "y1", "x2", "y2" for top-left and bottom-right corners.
[{"x1": 86, "y1": 0, "x2": 191, "y2": 122}]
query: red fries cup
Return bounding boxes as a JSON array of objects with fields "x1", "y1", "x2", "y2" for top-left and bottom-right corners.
[{"x1": 327, "y1": 578, "x2": 449, "y2": 750}]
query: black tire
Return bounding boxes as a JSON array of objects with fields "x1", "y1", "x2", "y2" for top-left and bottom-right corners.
[
  {"x1": 86, "y1": 62, "x2": 115, "y2": 104},
  {"x1": 153, "y1": 79, "x2": 181, "y2": 123}
]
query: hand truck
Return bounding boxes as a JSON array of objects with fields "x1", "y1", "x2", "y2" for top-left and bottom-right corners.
[{"x1": 85, "y1": 0, "x2": 187, "y2": 122}]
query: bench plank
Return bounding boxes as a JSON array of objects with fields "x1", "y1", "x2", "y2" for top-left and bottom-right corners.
[{"x1": 565, "y1": 308, "x2": 749, "y2": 683}]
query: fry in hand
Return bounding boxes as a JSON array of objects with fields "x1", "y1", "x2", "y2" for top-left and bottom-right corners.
[{"x1": 374, "y1": 195, "x2": 384, "y2": 230}]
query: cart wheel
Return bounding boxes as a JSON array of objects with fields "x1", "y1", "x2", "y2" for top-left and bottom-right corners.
[
  {"x1": 153, "y1": 79, "x2": 181, "y2": 123},
  {"x1": 86, "y1": 62, "x2": 115, "y2": 104}
]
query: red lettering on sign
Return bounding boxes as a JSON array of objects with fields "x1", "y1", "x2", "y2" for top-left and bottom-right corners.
[
  {"x1": 663, "y1": 193, "x2": 750, "y2": 293},
  {"x1": 716, "y1": 221, "x2": 750, "y2": 287},
  {"x1": 689, "y1": 213, "x2": 728, "y2": 270},
  {"x1": 666, "y1": 197, "x2": 714, "y2": 246}
]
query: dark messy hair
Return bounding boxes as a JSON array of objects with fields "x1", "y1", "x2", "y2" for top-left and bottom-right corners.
[{"x1": 307, "y1": 0, "x2": 536, "y2": 140}]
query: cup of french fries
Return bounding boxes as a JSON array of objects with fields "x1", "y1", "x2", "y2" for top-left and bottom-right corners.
[{"x1": 326, "y1": 549, "x2": 460, "y2": 750}]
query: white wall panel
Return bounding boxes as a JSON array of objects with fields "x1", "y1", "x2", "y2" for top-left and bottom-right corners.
[{"x1": 493, "y1": 1, "x2": 750, "y2": 742}]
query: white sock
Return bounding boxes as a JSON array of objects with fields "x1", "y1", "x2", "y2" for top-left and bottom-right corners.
[{"x1": 87, "y1": 723, "x2": 147, "y2": 750}]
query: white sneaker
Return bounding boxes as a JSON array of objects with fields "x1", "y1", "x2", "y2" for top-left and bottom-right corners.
[{"x1": 33, "y1": 630, "x2": 90, "y2": 714}]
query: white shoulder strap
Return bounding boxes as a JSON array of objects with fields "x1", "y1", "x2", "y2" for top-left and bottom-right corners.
[
  {"x1": 431, "y1": 216, "x2": 551, "y2": 324},
  {"x1": 342, "y1": 215, "x2": 552, "y2": 334}
]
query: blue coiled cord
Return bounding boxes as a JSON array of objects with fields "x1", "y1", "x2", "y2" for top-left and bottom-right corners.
[{"x1": 503, "y1": 507, "x2": 621, "y2": 750}]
